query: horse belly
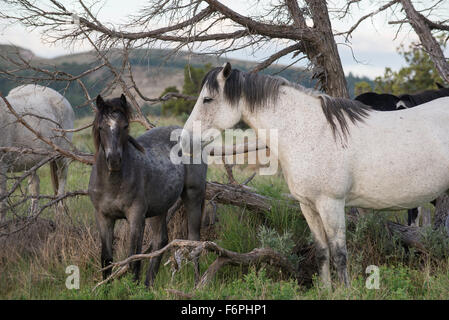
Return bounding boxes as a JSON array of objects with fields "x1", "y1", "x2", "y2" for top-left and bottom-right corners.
[
  {"x1": 348, "y1": 123, "x2": 449, "y2": 210},
  {"x1": 1, "y1": 131, "x2": 55, "y2": 171},
  {"x1": 8, "y1": 154, "x2": 49, "y2": 172}
]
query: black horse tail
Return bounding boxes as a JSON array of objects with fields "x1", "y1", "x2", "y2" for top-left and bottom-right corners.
[{"x1": 49, "y1": 160, "x2": 59, "y2": 195}]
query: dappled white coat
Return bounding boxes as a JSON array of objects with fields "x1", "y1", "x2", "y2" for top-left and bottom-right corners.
[{"x1": 250, "y1": 86, "x2": 449, "y2": 211}]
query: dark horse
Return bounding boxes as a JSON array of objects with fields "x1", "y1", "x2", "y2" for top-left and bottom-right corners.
[
  {"x1": 88, "y1": 94, "x2": 207, "y2": 286},
  {"x1": 355, "y1": 83, "x2": 449, "y2": 111},
  {"x1": 355, "y1": 83, "x2": 449, "y2": 225}
]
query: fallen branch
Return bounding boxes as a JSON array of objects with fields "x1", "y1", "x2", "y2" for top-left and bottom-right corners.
[
  {"x1": 93, "y1": 239, "x2": 296, "y2": 291},
  {"x1": 386, "y1": 221, "x2": 427, "y2": 253},
  {"x1": 53, "y1": 122, "x2": 93, "y2": 133},
  {"x1": 165, "y1": 289, "x2": 194, "y2": 299},
  {"x1": 205, "y1": 181, "x2": 300, "y2": 214}
]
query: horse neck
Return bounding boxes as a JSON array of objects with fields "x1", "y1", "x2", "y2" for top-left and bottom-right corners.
[{"x1": 241, "y1": 86, "x2": 325, "y2": 151}]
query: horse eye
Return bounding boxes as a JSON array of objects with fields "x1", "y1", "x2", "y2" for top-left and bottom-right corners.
[
  {"x1": 124, "y1": 124, "x2": 129, "y2": 129},
  {"x1": 203, "y1": 97, "x2": 213, "y2": 104}
]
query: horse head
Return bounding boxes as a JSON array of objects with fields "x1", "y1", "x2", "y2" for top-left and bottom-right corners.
[{"x1": 93, "y1": 94, "x2": 143, "y2": 171}]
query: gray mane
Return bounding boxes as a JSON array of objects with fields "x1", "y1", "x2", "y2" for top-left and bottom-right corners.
[{"x1": 201, "y1": 67, "x2": 371, "y2": 139}]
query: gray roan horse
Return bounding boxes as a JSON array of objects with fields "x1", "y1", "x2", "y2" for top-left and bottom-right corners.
[
  {"x1": 88, "y1": 94, "x2": 207, "y2": 286},
  {"x1": 0, "y1": 84, "x2": 74, "y2": 221},
  {"x1": 181, "y1": 63, "x2": 449, "y2": 287}
]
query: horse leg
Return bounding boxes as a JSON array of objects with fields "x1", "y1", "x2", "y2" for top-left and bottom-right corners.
[
  {"x1": 407, "y1": 208, "x2": 419, "y2": 226},
  {"x1": 182, "y1": 163, "x2": 207, "y2": 284},
  {"x1": 128, "y1": 209, "x2": 145, "y2": 282},
  {"x1": 28, "y1": 171, "x2": 40, "y2": 216},
  {"x1": 96, "y1": 213, "x2": 115, "y2": 280},
  {"x1": 182, "y1": 186, "x2": 205, "y2": 284},
  {"x1": 144, "y1": 213, "x2": 168, "y2": 287},
  {"x1": 316, "y1": 198, "x2": 350, "y2": 287},
  {"x1": 0, "y1": 163, "x2": 7, "y2": 221},
  {"x1": 299, "y1": 203, "x2": 331, "y2": 288},
  {"x1": 53, "y1": 158, "x2": 69, "y2": 217}
]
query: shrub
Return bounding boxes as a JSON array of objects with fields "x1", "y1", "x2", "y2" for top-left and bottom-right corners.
[
  {"x1": 257, "y1": 225, "x2": 301, "y2": 267},
  {"x1": 347, "y1": 212, "x2": 407, "y2": 266},
  {"x1": 421, "y1": 225, "x2": 449, "y2": 260}
]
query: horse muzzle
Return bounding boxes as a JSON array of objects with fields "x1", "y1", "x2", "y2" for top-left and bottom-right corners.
[{"x1": 106, "y1": 153, "x2": 122, "y2": 172}]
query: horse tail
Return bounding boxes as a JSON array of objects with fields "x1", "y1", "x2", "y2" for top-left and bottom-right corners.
[{"x1": 49, "y1": 160, "x2": 59, "y2": 195}]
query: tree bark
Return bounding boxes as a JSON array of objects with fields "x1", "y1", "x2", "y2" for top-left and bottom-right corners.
[
  {"x1": 434, "y1": 193, "x2": 449, "y2": 231},
  {"x1": 205, "y1": 181, "x2": 300, "y2": 215},
  {"x1": 386, "y1": 221, "x2": 427, "y2": 253},
  {"x1": 304, "y1": 0, "x2": 349, "y2": 97},
  {"x1": 399, "y1": 0, "x2": 449, "y2": 83}
]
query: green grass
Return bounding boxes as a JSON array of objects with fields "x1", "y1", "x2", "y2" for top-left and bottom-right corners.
[{"x1": 1, "y1": 116, "x2": 448, "y2": 300}]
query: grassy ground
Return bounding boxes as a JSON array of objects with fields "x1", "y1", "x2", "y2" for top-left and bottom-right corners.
[{"x1": 0, "y1": 116, "x2": 448, "y2": 300}]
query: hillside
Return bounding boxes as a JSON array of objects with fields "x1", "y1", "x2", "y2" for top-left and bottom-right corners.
[{"x1": 0, "y1": 44, "x2": 374, "y2": 118}]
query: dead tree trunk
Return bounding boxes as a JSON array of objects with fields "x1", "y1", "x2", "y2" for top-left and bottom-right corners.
[
  {"x1": 304, "y1": 0, "x2": 349, "y2": 97},
  {"x1": 386, "y1": 221, "x2": 427, "y2": 253},
  {"x1": 434, "y1": 193, "x2": 449, "y2": 232},
  {"x1": 205, "y1": 181, "x2": 300, "y2": 214},
  {"x1": 399, "y1": 0, "x2": 449, "y2": 83}
]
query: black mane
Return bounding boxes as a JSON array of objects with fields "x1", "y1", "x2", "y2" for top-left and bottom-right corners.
[
  {"x1": 201, "y1": 67, "x2": 371, "y2": 140},
  {"x1": 201, "y1": 67, "x2": 289, "y2": 112}
]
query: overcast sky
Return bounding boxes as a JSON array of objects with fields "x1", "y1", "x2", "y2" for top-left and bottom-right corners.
[{"x1": 1, "y1": 0, "x2": 448, "y2": 79}]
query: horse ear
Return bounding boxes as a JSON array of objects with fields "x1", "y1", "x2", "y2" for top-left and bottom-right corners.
[
  {"x1": 120, "y1": 94, "x2": 127, "y2": 106},
  {"x1": 220, "y1": 62, "x2": 232, "y2": 80},
  {"x1": 96, "y1": 95, "x2": 106, "y2": 112},
  {"x1": 120, "y1": 94, "x2": 131, "y2": 113}
]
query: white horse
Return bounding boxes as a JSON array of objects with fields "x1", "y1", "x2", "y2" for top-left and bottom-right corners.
[
  {"x1": 181, "y1": 63, "x2": 449, "y2": 287},
  {"x1": 0, "y1": 84, "x2": 75, "y2": 220}
]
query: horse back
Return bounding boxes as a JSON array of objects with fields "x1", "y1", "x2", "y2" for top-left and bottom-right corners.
[
  {"x1": 136, "y1": 125, "x2": 180, "y2": 151},
  {"x1": 0, "y1": 85, "x2": 74, "y2": 170},
  {"x1": 7, "y1": 85, "x2": 74, "y2": 126},
  {"x1": 354, "y1": 92, "x2": 400, "y2": 111}
]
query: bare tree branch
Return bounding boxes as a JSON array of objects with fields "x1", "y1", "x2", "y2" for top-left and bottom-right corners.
[
  {"x1": 0, "y1": 94, "x2": 94, "y2": 164},
  {"x1": 285, "y1": 0, "x2": 307, "y2": 28},
  {"x1": 338, "y1": 0, "x2": 399, "y2": 39},
  {"x1": 398, "y1": 0, "x2": 449, "y2": 83},
  {"x1": 251, "y1": 42, "x2": 304, "y2": 73},
  {"x1": 1, "y1": 0, "x2": 352, "y2": 96}
]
